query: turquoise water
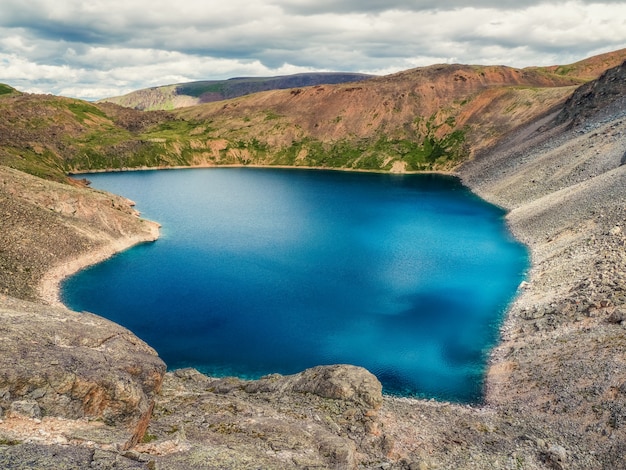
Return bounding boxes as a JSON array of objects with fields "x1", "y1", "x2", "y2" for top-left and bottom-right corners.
[{"x1": 62, "y1": 168, "x2": 528, "y2": 403}]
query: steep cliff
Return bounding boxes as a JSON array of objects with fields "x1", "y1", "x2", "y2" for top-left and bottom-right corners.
[{"x1": 460, "y1": 58, "x2": 626, "y2": 469}]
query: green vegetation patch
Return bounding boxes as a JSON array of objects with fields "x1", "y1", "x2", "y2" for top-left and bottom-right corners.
[
  {"x1": 0, "y1": 437, "x2": 22, "y2": 446},
  {"x1": 274, "y1": 138, "x2": 364, "y2": 168},
  {"x1": 60, "y1": 115, "x2": 224, "y2": 172},
  {"x1": 352, "y1": 153, "x2": 388, "y2": 170},
  {"x1": 177, "y1": 82, "x2": 226, "y2": 98},
  {"x1": 230, "y1": 138, "x2": 269, "y2": 153},
  {"x1": 264, "y1": 110, "x2": 282, "y2": 121},
  {"x1": 553, "y1": 65, "x2": 574, "y2": 76},
  {"x1": 270, "y1": 119, "x2": 467, "y2": 172},
  {"x1": 0, "y1": 84, "x2": 17, "y2": 96},
  {"x1": 0, "y1": 147, "x2": 68, "y2": 182},
  {"x1": 382, "y1": 114, "x2": 468, "y2": 170},
  {"x1": 67, "y1": 101, "x2": 107, "y2": 122},
  {"x1": 141, "y1": 433, "x2": 158, "y2": 444},
  {"x1": 144, "y1": 118, "x2": 211, "y2": 140}
]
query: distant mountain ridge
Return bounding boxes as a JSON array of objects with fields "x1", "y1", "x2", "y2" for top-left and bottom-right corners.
[{"x1": 99, "y1": 72, "x2": 375, "y2": 110}]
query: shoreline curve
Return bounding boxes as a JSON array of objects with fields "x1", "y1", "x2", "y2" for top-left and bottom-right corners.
[{"x1": 38, "y1": 223, "x2": 160, "y2": 308}]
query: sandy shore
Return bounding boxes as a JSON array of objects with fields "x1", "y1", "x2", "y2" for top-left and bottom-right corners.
[{"x1": 38, "y1": 226, "x2": 160, "y2": 307}]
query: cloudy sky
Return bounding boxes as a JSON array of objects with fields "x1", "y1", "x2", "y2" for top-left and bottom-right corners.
[{"x1": 1, "y1": 0, "x2": 625, "y2": 101}]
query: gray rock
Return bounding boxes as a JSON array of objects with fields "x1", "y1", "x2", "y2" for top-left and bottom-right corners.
[
  {"x1": 543, "y1": 444, "x2": 568, "y2": 470},
  {"x1": 291, "y1": 364, "x2": 383, "y2": 409},
  {"x1": 8, "y1": 400, "x2": 41, "y2": 419},
  {"x1": 0, "y1": 444, "x2": 147, "y2": 469},
  {"x1": 0, "y1": 296, "x2": 166, "y2": 449},
  {"x1": 240, "y1": 364, "x2": 383, "y2": 410},
  {"x1": 145, "y1": 366, "x2": 387, "y2": 469},
  {"x1": 607, "y1": 308, "x2": 626, "y2": 324}
]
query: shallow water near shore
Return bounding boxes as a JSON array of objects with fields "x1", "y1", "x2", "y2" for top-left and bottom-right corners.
[{"x1": 62, "y1": 168, "x2": 528, "y2": 402}]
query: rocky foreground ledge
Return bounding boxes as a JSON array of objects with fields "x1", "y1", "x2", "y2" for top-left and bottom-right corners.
[
  {"x1": 0, "y1": 295, "x2": 165, "y2": 450},
  {"x1": 1, "y1": 64, "x2": 626, "y2": 469}
]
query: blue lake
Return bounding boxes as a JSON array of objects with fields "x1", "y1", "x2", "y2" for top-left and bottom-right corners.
[{"x1": 62, "y1": 168, "x2": 528, "y2": 403}]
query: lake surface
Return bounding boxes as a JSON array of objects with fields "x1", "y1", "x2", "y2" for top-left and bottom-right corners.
[{"x1": 62, "y1": 168, "x2": 528, "y2": 403}]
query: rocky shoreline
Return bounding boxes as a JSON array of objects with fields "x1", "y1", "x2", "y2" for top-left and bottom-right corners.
[{"x1": 1, "y1": 63, "x2": 625, "y2": 468}]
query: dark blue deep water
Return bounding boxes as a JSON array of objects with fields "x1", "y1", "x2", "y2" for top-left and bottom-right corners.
[{"x1": 62, "y1": 168, "x2": 528, "y2": 403}]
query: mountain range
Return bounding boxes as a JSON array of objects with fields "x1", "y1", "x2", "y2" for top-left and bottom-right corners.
[{"x1": 98, "y1": 72, "x2": 375, "y2": 110}]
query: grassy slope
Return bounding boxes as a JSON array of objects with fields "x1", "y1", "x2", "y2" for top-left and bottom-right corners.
[
  {"x1": 0, "y1": 84, "x2": 19, "y2": 96},
  {"x1": 2, "y1": 49, "x2": 625, "y2": 181}
]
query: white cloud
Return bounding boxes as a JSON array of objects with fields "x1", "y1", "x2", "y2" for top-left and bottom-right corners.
[{"x1": 0, "y1": 0, "x2": 625, "y2": 100}]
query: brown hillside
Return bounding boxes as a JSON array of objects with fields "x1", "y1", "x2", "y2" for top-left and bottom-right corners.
[
  {"x1": 174, "y1": 49, "x2": 626, "y2": 171},
  {"x1": 0, "y1": 94, "x2": 115, "y2": 181},
  {"x1": 0, "y1": 94, "x2": 181, "y2": 181},
  {"x1": 1, "y1": 48, "x2": 625, "y2": 178},
  {"x1": 175, "y1": 63, "x2": 592, "y2": 170}
]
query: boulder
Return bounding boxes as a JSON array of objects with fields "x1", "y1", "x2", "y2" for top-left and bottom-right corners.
[
  {"x1": 240, "y1": 364, "x2": 383, "y2": 410},
  {"x1": 607, "y1": 308, "x2": 626, "y2": 324},
  {"x1": 0, "y1": 295, "x2": 166, "y2": 449},
  {"x1": 290, "y1": 364, "x2": 384, "y2": 409}
]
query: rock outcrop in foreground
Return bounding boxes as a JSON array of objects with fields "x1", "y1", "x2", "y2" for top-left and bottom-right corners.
[
  {"x1": 0, "y1": 296, "x2": 166, "y2": 450},
  {"x1": 0, "y1": 61, "x2": 625, "y2": 469}
]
